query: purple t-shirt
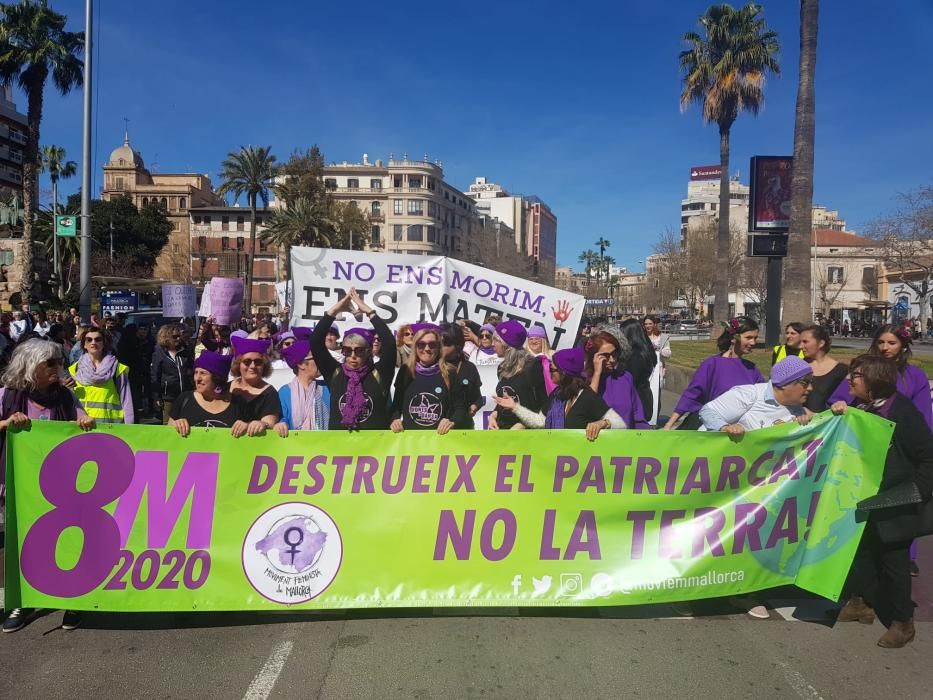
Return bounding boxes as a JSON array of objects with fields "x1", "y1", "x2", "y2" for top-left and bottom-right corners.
[
  {"x1": 597, "y1": 371, "x2": 651, "y2": 429},
  {"x1": 674, "y1": 355, "x2": 765, "y2": 415}
]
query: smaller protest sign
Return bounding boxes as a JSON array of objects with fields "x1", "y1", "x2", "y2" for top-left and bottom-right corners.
[
  {"x1": 209, "y1": 278, "x2": 244, "y2": 325},
  {"x1": 162, "y1": 284, "x2": 197, "y2": 318},
  {"x1": 198, "y1": 282, "x2": 212, "y2": 319}
]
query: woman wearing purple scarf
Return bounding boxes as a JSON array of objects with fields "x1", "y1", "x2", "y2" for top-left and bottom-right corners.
[
  {"x1": 68, "y1": 327, "x2": 134, "y2": 424},
  {"x1": 493, "y1": 347, "x2": 625, "y2": 440},
  {"x1": 390, "y1": 324, "x2": 466, "y2": 434},
  {"x1": 585, "y1": 325, "x2": 651, "y2": 430},
  {"x1": 310, "y1": 288, "x2": 396, "y2": 430}
]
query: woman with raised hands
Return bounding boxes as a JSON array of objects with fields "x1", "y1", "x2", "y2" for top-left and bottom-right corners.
[
  {"x1": 487, "y1": 320, "x2": 547, "y2": 430},
  {"x1": 494, "y1": 347, "x2": 625, "y2": 440},
  {"x1": 228, "y1": 334, "x2": 281, "y2": 436},
  {"x1": 276, "y1": 340, "x2": 329, "y2": 433},
  {"x1": 310, "y1": 288, "x2": 396, "y2": 430},
  {"x1": 69, "y1": 327, "x2": 134, "y2": 424},
  {"x1": 663, "y1": 317, "x2": 765, "y2": 430},
  {"x1": 390, "y1": 323, "x2": 466, "y2": 434},
  {"x1": 585, "y1": 325, "x2": 650, "y2": 430},
  {"x1": 168, "y1": 350, "x2": 251, "y2": 436}
]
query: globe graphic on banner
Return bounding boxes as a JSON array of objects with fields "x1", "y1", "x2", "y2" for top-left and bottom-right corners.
[{"x1": 254, "y1": 515, "x2": 328, "y2": 575}]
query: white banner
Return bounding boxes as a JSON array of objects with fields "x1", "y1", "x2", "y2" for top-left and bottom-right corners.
[{"x1": 290, "y1": 247, "x2": 584, "y2": 349}]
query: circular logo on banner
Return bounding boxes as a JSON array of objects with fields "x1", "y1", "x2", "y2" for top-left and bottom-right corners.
[
  {"x1": 408, "y1": 392, "x2": 443, "y2": 426},
  {"x1": 242, "y1": 502, "x2": 343, "y2": 604}
]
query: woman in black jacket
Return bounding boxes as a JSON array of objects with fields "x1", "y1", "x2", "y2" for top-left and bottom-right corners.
[
  {"x1": 441, "y1": 323, "x2": 483, "y2": 429},
  {"x1": 619, "y1": 318, "x2": 657, "y2": 421},
  {"x1": 832, "y1": 354, "x2": 933, "y2": 648},
  {"x1": 150, "y1": 323, "x2": 194, "y2": 424},
  {"x1": 487, "y1": 320, "x2": 547, "y2": 430},
  {"x1": 309, "y1": 289, "x2": 396, "y2": 430},
  {"x1": 391, "y1": 324, "x2": 466, "y2": 433}
]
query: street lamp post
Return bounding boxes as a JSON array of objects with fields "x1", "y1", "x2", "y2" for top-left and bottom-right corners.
[{"x1": 78, "y1": 0, "x2": 94, "y2": 323}]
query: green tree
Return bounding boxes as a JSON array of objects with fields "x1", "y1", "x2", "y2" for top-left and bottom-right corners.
[
  {"x1": 783, "y1": 0, "x2": 818, "y2": 325},
  {"x1": 578, "y1": 249, "x2": 598, "y2": 284},
  {"x1": 39, "y1": 143, "x2": 76, "y2": 297},
  {"x1": 680, "y1": 2, "x2": 780, "y2": 327},
  {"x1": 218, "y1": 145, "x2": 278, "y2": 314},
  {"x1": 275, "y1": 146, "x2": 328, "y2": 206},
  {"x1": 261, "y1": 196, "x2": 334, "y2": 286},
  {"x1": 332, "y1": 200, "x2": 370, "y2": 250},
  {"x1": 0, "y1": 0, "x2": 83, "y2": 303}
]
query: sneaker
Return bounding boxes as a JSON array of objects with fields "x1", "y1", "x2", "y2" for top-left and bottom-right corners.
[
  {"x1": 2, "y1": 608, "x2": 33, "y2": 633},
  {"x1": 747, "y1": 604, "x2": 770, "y2": 619},
  {"x1": 910, "y1": 561, "x2": 920, "y2": 577},
  {"x1": 61, "y1": 610, "x2": 82, "y2": 631},
  {"x1": 729, "y1": 596, "x2": 769, "y2": 619}
]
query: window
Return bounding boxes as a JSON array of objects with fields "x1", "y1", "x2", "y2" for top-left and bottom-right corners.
[
  {"x1": 193, "y1": 215, "x2": 202, "y2": 224},
  {"x1": 221, "y1": 236, "x2": 230, "y2": 251},
  {"x1": 347, "y1": 178, "x2": 359, "y2": 189},
  {"x1": 372, "y1": 201, "x2": 381, "y2": 216},
  {"x1": 862, "y1": 266, "x2": 877, "y2": 297},
  {"x1": 160, "y1": 197, "x2": 168, "y2": 208},
  {"x1": 222, "y1": 216, "x2": 229, "y2": 231},
  {"x1": 407, "y1": 199, "x2": 423, "y2": 215},
  {"x1": 427, "y1": 225, "x2": 436, "y2": 243},
  {"x1": 371, "y1": 225, "x2": 381, "y2": 244},
  {"x1": 828, "y1": 266, "x2": 844, "y2": 284},
  {"x1": 259, "y1": 239, "x2": 268, "y2": 252},
  {"x1": 324, "y1": 178, "x2": 337, "y2": 190},
  {"x1": 114, "y1": 177, "x2": 125, "y2": 190},
  {"x1": 370, "y1": 178, "x2": 382, "y2": 190},
  {"x1": 198, "y1": 236, "x2": 207, "y2": 251},
  {"x1": 180, "y1": 197, "x2": 187, "y2": 209},
  {"x1": 236, "y1": 216, "x2": 245, "y2": 231},
  {"x1": 393, "y1": 224, "x2": 403, "y2": 241},
  {"x1": 393, "y1": 175, "x2": 403, "y2": 188},
  {"x1": 407, "y1": 224, "x2": 423, "y2": 241},
  {"x1": 427, "y1": 201, "x2": 437, "y2": 217},
  {"x1": 408, "y1": 176, "x2": 422, "y2": 189},
  {"x1": 256, "y1": 216, "x2": 263, "y2": 226},
  {"x1": 237, "y1": 237, "x2": 245, "y2": 251},
  {"x1": 393, "y1": 199, "x2": 403, "y2": 215},
  {"x1": 172, "y1": 244, "x2": 180, "y2": 253},
  {"x1": 0, "y1": 250, "x2": 14, "y2": 265}
]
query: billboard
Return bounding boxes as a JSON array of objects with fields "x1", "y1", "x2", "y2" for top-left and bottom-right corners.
[
  {"x1": 100, "y1": 290, "x2": 138, "y2": 315},
  {"x1": 749, "y1": 156, "x2": 793, "y2": 232},
  {"x1": 689, "y1": 165, "x2": 722, "y2": 181}
]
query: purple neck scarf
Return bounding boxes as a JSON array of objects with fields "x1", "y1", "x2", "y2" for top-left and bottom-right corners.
[
  {"x1": 478, "y1": 346, "x2": 497, "y2": 355},
  {"x1": 545, "y1": 394, "x2": 566, "y2": 429},
  {"x1": 74, "y1": 353, "x2": 118, "y2": 385},
  {"x1": 859, "y1": 394, "x2": 896, "y2": 418},
  {"x1": 340, "y1": 363, "x2": 372, "y2": 429},
  {"x1": 416, "y1": 362, "x2": 440, "y2": 376}
]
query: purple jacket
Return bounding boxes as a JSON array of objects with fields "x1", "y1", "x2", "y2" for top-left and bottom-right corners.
[
  {"x1": 596, "y1": 370, "x2": 651, "y2": 429},
  {"x1": 828, "y1": 363, "x2": 932, "y2": 430},
  {"x1": 674, "y1": 355, "x2": 765, "y2": 415}
]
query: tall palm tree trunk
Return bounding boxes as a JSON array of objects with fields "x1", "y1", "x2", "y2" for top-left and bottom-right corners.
[
  {"x1": 783, "y1": 0, "x2": 818, "y2": 325},
  {"x1": 21, "y1": 79, "x2": 45, "y2": 305},
  {"x1": 713, "y1": 126, "x2": 731, "y2": 326},
  {"x1": 245, "y1": 193, "x2": 256, "y2": 315}
]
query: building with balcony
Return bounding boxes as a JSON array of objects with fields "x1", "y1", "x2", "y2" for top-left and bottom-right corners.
[
  {"x1": 0, "y1": 85, "x2": 26, "y2": 199},
  {"x1": 189, "y1": 206, "x2": 279, "y2": 310},
  {"x1": 101, "y1": 132, "x2": 224, "y2": 281},
  {"x1": 680, "y1": 165, "x2": 750, "y2": 243}
]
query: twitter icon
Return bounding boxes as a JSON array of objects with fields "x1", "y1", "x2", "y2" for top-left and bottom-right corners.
[{"x1": 532, "y1": 575, "x2": 552, "y2": 595}]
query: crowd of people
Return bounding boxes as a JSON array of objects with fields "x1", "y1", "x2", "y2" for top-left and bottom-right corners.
[{"x1": 0, "y1": 293, "x2": 930, "y2": 649}]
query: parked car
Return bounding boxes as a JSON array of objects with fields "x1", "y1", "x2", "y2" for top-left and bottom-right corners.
[{"x1": 679, "y1": 320, "x2": 699, "y2": 332}]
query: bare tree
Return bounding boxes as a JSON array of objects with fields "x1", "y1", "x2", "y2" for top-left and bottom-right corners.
[{"x1": 814, "y1": 265, "x2": 847, "y2": 319}]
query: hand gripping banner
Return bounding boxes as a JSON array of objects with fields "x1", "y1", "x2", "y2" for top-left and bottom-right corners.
[{"x1": 4, "y1": 412, "x2": 889, "y2": 612}]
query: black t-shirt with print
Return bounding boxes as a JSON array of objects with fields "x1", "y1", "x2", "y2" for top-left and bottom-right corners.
[
  {"x1": 496, "y1": 358, "x2": 547, "y2": 429},
  {"x1": 170, "y1": 391, "x2": 241, "y2": 428}
]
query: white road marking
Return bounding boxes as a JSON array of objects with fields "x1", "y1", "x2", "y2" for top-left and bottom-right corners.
[
  {"x1": 243, "y1": 640, "x2": 294, "y2": 700},
  {"x1": 779, "y1": 662, "x2": 824, "y2": 700}
]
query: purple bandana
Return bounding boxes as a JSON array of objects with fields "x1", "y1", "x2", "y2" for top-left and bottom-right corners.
[{"x1": 340, "y1": 363, "x2": 372, "y2": 429}]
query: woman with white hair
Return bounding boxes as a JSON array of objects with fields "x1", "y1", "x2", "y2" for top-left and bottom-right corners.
[
  {"x1": 487, "y1": 320, "x2": 547, "y2": 430},
  {"x1": 0, "y1": 339, "x2": 95, "y2": 634}
]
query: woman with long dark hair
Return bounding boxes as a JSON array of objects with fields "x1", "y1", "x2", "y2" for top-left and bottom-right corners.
[
  {"x1": 831, "y1": 355, "x2": 933, "y2": 648},
  {"x1": 494, "y1": 347, "x2": 625, "y2": 439},
  {"x1": 619, "y1": 318, "x2": 657, "y2": 422},
  {"x1": 441, "y1": 323, "x2": 484, "y2": 429},
  {"x1": 585, "y1": 326, "x2": 650, "y2": 429},
  {"x1": 663, "y1": 317, "x2": 764, "y2": 430},
  {"x1": 798, "y1": 324, "x2": 847, "y2": 411},
  {"x1": 487, "y1": 320, "x2": 547, "y2": 430}
]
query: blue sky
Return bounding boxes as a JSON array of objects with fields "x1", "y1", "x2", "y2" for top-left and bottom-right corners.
[{"x1": 29, "y1": 0, "x2": 933, "y2": 273}]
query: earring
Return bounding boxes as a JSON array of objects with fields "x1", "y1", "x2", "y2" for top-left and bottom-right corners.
[{"x1": 214, "y1": 386, "x2": 223, "y2": 395}]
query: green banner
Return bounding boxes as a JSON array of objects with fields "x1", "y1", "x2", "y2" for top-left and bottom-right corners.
[{"x1": 4, "y1": 412, "x2": 890, "y2": 612}]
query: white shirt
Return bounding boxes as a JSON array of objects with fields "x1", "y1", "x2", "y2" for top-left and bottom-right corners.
[{"x1": 699, "y1": 382, "x2": 805, "y2": 432}]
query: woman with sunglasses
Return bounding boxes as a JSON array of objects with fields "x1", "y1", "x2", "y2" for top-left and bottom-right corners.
[
  {"x1": 68, "y1": 327, "x2": 134, "y2": 424},
  {"x1": 229, "y1": 334, "x2": 282, "y2": 436},
  {"x1": 168, "y1": 351, "x2": 248, "y2": 435},
  {"x1": 488, "y1": 320, "x2": 548, "y2": 430},
  {"x1": 0, "y1": 339, "x2": 95, "y2": 633},
  {"x1": 441, "y1": 323, "x2": 484, "y2": 429},
  {"x1": 493, "y1": 347, "x2": 624, "y2": 439},
  {"x1": 663, "y1": 317, "x2": 764, "y2": 430},
  {"x1": 585, "y1": 326, "x2": 650, "y2": 430},
  {"x1": 151, "y1": 323, "x2": 193, "y2": 424},
  {"x1": 310, "y1": 288, "x2": 397, "y2": 430},
  {"x1": 390, "y1": 324, "x2": 466, "y2": 434},
  {"x1": 396, "y1": 323, "x2": 414, "y2": 367},
  {"x1": 276, "y1": 340, "x2": 329, "y2": 433},
  {"x1": 525, "y1": 326, "x2": 556, "y2": 394},
  {"x1": 831, "y1": 355, "x2": 933, "y2": 648}
]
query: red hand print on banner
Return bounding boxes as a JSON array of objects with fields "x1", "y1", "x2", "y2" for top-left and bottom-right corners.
[{"x1": 552, "y1": 299, "x2": 573, "y2": 327}]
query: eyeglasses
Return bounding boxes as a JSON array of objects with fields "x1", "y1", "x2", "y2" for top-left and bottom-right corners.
[
  {"x1": 479, "y1": 333, "x2": 492, "y2": 339},
  {"x1": 596, "y1": 351, "x2": 620, "y2": 360},
  {"x1": 241, "y1": 357, "x2": 266, "y2": 367},
  {"x1": 341, "y1": 346, "x2": 368, "y2": 358},
  {"x1": 402, "y1": 331, "x2": 413, "y2": 337},
  {"x1": 849, "y1": 372, "x2": 864, "y2": 380},
  {"x1": 794, "y1": 378, "x2": 812, "y2": 387},
  {"x1": 85, "y1": 336, "x2": 103, "y2": 344},
  {"x1": 416, "y1": 341, "x2": 439, "y2": 351}
]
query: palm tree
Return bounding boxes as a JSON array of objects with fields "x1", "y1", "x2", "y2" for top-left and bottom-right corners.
[
  {"x1": 680, "y1": 2, "x2": 780, "y2": 327},
  {"x1": 261, "y1": 196, "x2": 334, "y2": 288},
  {"x1": 0, "y1": 1, "x2": 83, "y2": 304},
  {"x1": 32, "y1": 203, "x2": 78, "y2": 295},
  {"x1": 39, "y1": 143, "x2": 76, "y2": 298},
  {"x1": 217, "y1": 145, "x2": 277, "y2": 314},
  {"x1": 578, "y1": 249, "x2": 598, "y2": 284},
  {"x1": 783, "y1": 0, "x2": 818, "y2": 325}
]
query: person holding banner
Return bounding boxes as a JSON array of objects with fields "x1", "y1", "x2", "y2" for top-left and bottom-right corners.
[
  {"x1": 310, "y1": 288, "x2": 396, "y2": 430},
  {"x1": 831, "y1": 355, "x2": 933, "y2": 648},
  {"x1": 168, "y1": 351, "x2": 248, "y2": 435},
  {"x1": 68, "y1": 327, "x2": 134, "y2": 424},
  {"x1": 0, "y1": 339, "x2": 94, "y2": 633},
  {"x1": 441, "y1": 323, "x2": 484, "y2": 429},
  {"x1": 276, "y1": 340, "x2": 329, "y2": 433},
  {"x1": 663, "y1": 317, "x2": 765, "y2": 430},
  {"x1": 488, "y1": 320, "x2": 547, "y2": 430},
  {"x1": 229, "y1": 335, "x2": 281, "y2": 435},
  {"x1": 494, "y1": 347, "x2": 624, "y2": 439},
  {"x1": 585, "y1": 326, "x2": 650, "y2": 430},
  {"x1": 391, "y1": 324, "x2": 466, "y2": 434}
]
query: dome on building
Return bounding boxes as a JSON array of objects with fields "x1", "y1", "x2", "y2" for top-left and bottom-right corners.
[{"x1": 106, "y1": 131, "x2": 144, "y2": 168}]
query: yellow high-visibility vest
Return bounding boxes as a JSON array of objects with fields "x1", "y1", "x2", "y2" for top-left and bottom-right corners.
[
  {"x1": 69, "y1": 360, "x2": 129, "y2": 423},
  {"x1": 772, "y1": 344, "x2": 805, "y2": 364}
]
